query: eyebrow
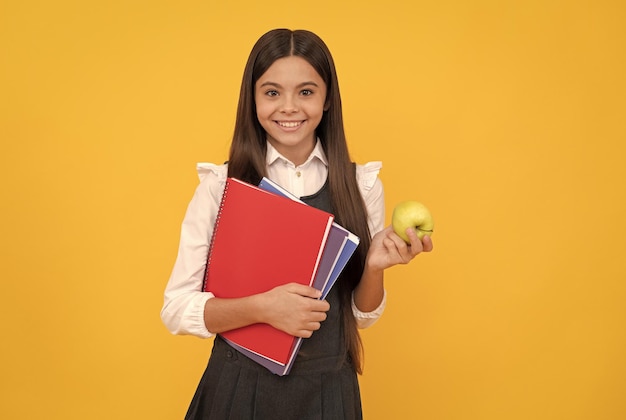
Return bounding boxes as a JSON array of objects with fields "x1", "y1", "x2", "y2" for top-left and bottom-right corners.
[{"x1": 258, "y1": 81, "x2": 320, "y2": 89}]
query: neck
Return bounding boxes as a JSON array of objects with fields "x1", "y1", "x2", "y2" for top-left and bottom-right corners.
[{"x1": 268, "y1": 137, "x2": 316, "y2": 166}]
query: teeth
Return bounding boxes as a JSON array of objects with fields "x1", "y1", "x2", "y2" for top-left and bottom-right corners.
[{"x1": 278, "y1": 121, "x2": 301, "y2": 128}]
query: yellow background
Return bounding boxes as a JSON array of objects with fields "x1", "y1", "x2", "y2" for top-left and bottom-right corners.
[{"x1": 2, "y1": 0, "x2": 625, "y2": 419}]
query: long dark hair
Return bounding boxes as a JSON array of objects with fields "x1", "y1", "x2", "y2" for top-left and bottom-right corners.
[{"x1": 227, "y1": 29, "x2": 371, "y2": 374}]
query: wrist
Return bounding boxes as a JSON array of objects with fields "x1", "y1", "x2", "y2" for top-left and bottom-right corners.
[
  {"x1": 364, "y1": 256, "x2": 385, "y2": 276},
  {"x1": 250, "y1": 292, "x2": 269, "y2": 324}
]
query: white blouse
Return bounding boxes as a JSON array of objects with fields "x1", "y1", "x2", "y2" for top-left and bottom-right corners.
[{"x1": 161, "y1": 141, "x2": 387, "y2": 338}]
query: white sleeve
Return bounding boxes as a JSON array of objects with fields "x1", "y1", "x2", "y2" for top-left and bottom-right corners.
[
  {"x1": 160, "y1": 164, "x2": 226, "y2": 338},
  {"x1": 356, "y1": 161, "x2": 385, "y2": 236},
  {"x1": 352, "y1": 290, "x2": 387, "y2": 328},
  {"x1": 352, "y1": 161, "x2": 387, "y2": 328}
]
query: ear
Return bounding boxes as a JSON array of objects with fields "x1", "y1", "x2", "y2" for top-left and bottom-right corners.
[{"x1": 324, "y1": 100, "x2": 330, "y2": 111}]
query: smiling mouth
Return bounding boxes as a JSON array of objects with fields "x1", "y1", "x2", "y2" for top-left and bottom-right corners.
[{"x1": 276, "y1": 121, "x2": 303, "y2": 128}]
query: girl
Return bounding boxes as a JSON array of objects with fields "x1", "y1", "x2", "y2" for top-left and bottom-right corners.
[{"x1": 161, "y1": 28, "x2": 433, "y2": 419}]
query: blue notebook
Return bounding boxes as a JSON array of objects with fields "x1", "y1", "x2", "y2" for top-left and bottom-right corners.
[{"x1": 257, "y1": 177, "x2": 360, "y2": 300}]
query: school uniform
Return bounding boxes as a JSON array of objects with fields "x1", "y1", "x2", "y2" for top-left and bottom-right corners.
[{"x1": 162, "y1": 141, "x2": 387, "y2": 419}]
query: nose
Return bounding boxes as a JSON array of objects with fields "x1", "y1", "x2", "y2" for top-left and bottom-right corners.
[{"x1": 280, "y1": 95, "x2": 299, "y2": 113}]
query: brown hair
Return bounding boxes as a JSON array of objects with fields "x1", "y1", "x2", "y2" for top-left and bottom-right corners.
[{"x1": 227, "y1": 28, "x2": 371, "y2": 374}]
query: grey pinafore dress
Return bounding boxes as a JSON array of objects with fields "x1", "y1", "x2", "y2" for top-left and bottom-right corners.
[{"x1": 184, "y1": 181, "x2": 363, "y2": 420}]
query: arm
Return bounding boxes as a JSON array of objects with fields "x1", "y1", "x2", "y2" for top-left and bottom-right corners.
[
  {"x1": 204, "y1": 283, "x2": 330, "y2": 338},
  {"x1": 351, "y1": 163, "x2": 433, "y2": 314},
  {"x1": 353, "y1": 227, "x2": 433, "y2": 312},
  {"x1": 161, "y1": 170, "x2": 221, "y2": 338},
  {"x1": 161, "y1": 165, "x2": 329, "y2": 338}
]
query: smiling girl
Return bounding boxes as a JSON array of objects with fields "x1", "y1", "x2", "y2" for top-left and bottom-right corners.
[{"x1": 161, "y1": 29, "x2": 433, "y2": 419}]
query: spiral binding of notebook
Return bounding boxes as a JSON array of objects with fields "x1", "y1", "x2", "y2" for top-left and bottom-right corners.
[{"x1": 201, "y1": 179, "x2": 229, "y2": 292}]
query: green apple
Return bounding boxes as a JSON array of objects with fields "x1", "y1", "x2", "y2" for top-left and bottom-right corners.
[{"x1": 392, "y1": 200, "x2": 434, "y2": 243}]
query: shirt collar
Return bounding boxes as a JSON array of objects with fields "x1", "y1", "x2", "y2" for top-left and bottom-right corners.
[{"x1": 266, "y1": 139, "x2": 328, "y2": 167}]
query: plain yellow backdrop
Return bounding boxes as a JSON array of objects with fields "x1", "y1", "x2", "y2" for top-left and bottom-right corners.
[{"x1": 2, "y1": 0, "x2": 625, "y2": 419}]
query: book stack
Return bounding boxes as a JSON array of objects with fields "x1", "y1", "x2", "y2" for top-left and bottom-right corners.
[{"x1": 202, "y1": 177, "x2": 359, "y2": 375}]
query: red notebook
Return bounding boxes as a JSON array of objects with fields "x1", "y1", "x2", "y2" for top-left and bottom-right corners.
[{"x1": 203, "y1": 177, "x2": 334, "y2": 365}]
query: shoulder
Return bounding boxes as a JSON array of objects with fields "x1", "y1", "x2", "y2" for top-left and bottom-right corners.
[
  {"x1": 355, "y1": 161, "x2": 383, "y2": 194},
  {"x1": 197, "y1": 162, "x2": 228, "y2": 182},
  {"x1": 196, "y1": 162, "x2": 228, "y2": 197}
]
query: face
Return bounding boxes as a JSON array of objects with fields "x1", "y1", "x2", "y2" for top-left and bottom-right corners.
[{"x1": 255, "y1": 56, "x2": 327, "y2": 166}]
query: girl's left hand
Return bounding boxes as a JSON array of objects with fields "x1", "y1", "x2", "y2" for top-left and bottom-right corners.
[{"x1": 366, "y1": 225, "x2": 433, "y2": 272}]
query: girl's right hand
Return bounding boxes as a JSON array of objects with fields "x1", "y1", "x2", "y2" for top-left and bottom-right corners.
[{"x1": 261, "y1": 283, "x2": 330, "y2": 338}]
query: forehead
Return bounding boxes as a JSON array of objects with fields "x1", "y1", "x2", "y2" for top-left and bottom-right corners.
[{"x1": 256, "y1": 56, "x2": 325, "y2": 87}]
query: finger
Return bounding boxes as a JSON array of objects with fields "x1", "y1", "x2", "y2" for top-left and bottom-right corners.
[
  {"x1": 388, "y1": 228, "x2": 418, "y2": 259},
  {"x1": 307, "y1": 299, "x2": 330, "y2": 313},
  {"x1": 318, "y1": 299, "x2": 330, "y2": 312},
  {"x1": 382, "y1": 236, "x2": 411, "y2": 264},
  {"x1": 308, "y1": 310, "x2": 328, "y2": 322},
  {"x1": 294, "y1": 321, "x2": 323, "y2": 338},
  {"x1": 382, "y1": 237, "x2": 399, "y2": 255},
  {"x1": 381, "y1": 225, "x2": 395, "y2": 235},
  {"x1": 404, "y1": 228, "x2": 425, "y2": 255},
  {"x1": 285, "y1": 283, "x2": 323, "y2": 299},
  {"x1": 308, "y1": 321, "x2": 322, "y2": 331},
  {"x1": 421, "y1": 235, "x2": 434, "y2": 252},
  {"x1": 295, "y1": 329, "x2": 314, "y2": 338}
]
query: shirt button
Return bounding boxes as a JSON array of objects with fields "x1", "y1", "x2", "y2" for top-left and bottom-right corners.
[
  {"x1": 226, "y1": 350, "x2": 233, "y2": 358},
  {"x1": 296, "y1": 171, "x2": 301, "y2": 177}
]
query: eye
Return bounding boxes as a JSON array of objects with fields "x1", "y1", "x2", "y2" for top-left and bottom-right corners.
[
  {"x1": 265, "y1": 90, "x2": 279, "y2": 97},
  {"x1": 300, "y1": 89, "x2": 313, "y2": 96}
]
